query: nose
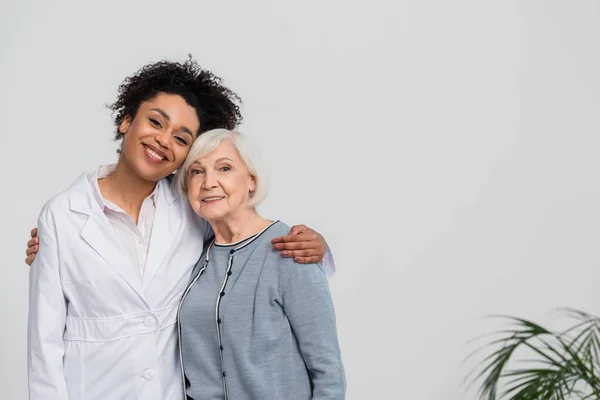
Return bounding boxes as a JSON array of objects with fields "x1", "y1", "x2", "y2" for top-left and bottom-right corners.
[
  {"x1": 201, "y1": 170, "x2": 218, "y2": 190},
  {"x1": 154, "y1": 130, "x2": 171, "y2": 149}
]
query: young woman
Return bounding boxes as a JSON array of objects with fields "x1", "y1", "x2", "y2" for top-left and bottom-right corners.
[
  {"x1": 25, "y1": 58, "x2": 335, "y2": 400},
  {"x1": 175, "y1": 129, "x2": 345, "y2": 399}
]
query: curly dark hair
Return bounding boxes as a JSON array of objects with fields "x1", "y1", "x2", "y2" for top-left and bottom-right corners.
[{"x1": 109, "y1": 55, "x2": 242, "y2": 144}]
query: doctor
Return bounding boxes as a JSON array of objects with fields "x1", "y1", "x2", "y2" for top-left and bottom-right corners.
[{"x1": 26, "y1": 58, "x2": 334, "y2": 400}]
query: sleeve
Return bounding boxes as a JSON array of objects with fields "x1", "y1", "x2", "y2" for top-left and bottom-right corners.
[
  {"x1": 281, "y1": 261, "x2": 346, "y2": 399},
  {"x1": 319, "y1": 247, "x2": 336, "y2": 278},
  {"x1": 27, "y1": 214, "x2": 69, "y2": 399}
]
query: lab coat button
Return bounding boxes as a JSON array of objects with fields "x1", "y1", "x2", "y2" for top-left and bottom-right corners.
[
  {"x1": 143, "y1": 369, "x2": 155, "y2": 380},
  {"x1": 143, "y1": 316, "x2": 155, "y2": 327}
]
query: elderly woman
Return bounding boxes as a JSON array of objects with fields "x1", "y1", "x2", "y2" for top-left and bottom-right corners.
[{"x1": 175, "y1": 129, "x2": 346, "y2": 400}]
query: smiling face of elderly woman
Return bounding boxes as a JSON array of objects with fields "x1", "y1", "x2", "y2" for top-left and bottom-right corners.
[{"x1": 176, "y1": 129, "x2": 267, "y2": 223}]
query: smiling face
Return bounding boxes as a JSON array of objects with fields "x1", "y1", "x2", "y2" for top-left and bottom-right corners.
[
  {"x1": 186, "y1": 139, "x2": 257, "y2": 223},
  {"x1": 119, "y1": 93, "x2": 200, "y2": 182}
]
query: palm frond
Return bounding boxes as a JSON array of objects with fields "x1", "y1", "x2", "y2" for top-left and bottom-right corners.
[{"x1": 465, "y1": 309, "x2": 600, "y2": 400}]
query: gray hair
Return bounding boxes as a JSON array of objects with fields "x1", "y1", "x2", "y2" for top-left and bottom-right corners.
[{"x1": 174, "y1": 129, "x2": 268, "y2": 207}]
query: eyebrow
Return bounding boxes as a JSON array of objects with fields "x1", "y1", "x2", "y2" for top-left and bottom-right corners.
[
  {"x1": 150, "y1": 108, "x2": 194, "y2": 139},
  {"x1": 190, "y1": 157, "x2": 234, "y2": 167}
]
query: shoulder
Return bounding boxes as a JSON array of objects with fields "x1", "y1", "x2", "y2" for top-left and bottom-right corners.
[
  {"x1": 261, "y1": 220, "x2": 291, "y2": 242},
  {"x1": 252, "y1": 220, "x2": 291, "y2": 258},
  {"x1": 261, "y1": 221, "x2": 326, "y2": 279},
  {"x1": 38, "y1": 173, "x2": 90, "y2": 225}
]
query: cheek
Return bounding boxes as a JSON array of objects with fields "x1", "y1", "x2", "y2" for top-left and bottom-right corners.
[
  {"x1": 187, "y1": 190, "x2": 201, "y2": 209},
  {"x1": 187, "y1": 180, "x2": 203, "y2": 200},
  {"x1": 124, "y1": 122, "x2": 144, "y2": 140},
  {"x1": 173, "y1": 147, "x2": 191, "y2": 165},
  {"x1": 186, "y1": 179, "x2": 197, "y2": 195},
  {"x1": 121, "y1": 135, "x2": 138, "y2": 158},
  {"x1": 227, "y1": 177, "x2": 251, "y2": 200},
  {"x1": 121, "y1": 126, "x2": 144, "y2": 152}
]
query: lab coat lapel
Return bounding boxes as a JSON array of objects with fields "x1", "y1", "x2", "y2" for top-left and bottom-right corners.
[
  {"x1": 79, "y1": 212, "x2": 147, "y2": 302},
  {"x1": 70, "y1": 171, "x2": 148, "y2": 304}
]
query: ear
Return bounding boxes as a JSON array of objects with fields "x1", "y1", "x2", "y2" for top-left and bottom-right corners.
[
  {"x1": 249, "y1": 174, "x2": 257, "y2": 195},
  {"x1": 119, "y1": 116, "x2": 132, "y2": 135}
]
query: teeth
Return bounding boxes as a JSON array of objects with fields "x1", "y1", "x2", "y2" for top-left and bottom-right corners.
[
  {"x1": 146, "y1": 147, "x2": 165, "y2": 160},
  {"x1": 203, "y1": 197, "x2": 223, "y2": 202}
]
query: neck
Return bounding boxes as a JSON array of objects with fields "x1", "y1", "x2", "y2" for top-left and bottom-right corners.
[
  {"x1": 210, "y1": 209, "x2": 271, "y2": 245},
  {"x1": 98, "y1": 158, "x2": 157, "y2": 222}
]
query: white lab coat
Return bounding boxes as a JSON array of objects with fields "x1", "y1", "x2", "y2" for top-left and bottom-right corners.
[{"x1": 27, "y1": 171, "x2": 210, "y2": 400}]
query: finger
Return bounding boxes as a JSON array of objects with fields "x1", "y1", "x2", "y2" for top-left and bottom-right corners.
[
  {"x1": 274, "y1": 242, "x2": 312, "y2": 252},
  {"x1": 280, "y1": 249, "x2": 313, "y2": 258},
  {"x1": 30, "y1": 227, "x2": 38, "y2": 239},
  {"x1": 272, "y1": 233, "x2": 316, "y2": 246},
  {"x1": 25, "y1": 254, "x2": 35, "y2": 266},
  {"x1": 27, "y1": 238, "x2": 39, "y2": 248},
  {"x1": 26, "y1": 245, "x2": 39, "y2": 257},
  {"x1": 293, "y1": 256, "x2": 321, "y2": 264},
  {"x1": 272, "y1": 226, "x2": 314, "y2": 244},
  {"x1": 271, "y1": 234, "x2": 300, "y2": 244},
  {"x1": 288, "y1": 224, "x2": 309, "y2": 236}
]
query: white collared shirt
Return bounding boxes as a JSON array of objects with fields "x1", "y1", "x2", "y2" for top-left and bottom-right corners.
[{"x1": 88, "y1": 164, "x2": 158, "y2": 280}]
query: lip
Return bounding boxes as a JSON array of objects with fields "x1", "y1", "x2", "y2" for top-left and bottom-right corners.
[
  {"x1": 201, "y1": 196, "x2": 225, "y2": 203},
  {"x1": 143, "y1": 144, "x2": 169, "y2": 162}
]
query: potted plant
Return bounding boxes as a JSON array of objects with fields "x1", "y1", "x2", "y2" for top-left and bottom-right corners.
[{"x1": 465, "y1": 308, "x2": 600, "y2": 399}]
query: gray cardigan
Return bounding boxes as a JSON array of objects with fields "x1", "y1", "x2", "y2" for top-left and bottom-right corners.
[{"x1": 177, "y1": 221, "x2": 346, "y2": 399}]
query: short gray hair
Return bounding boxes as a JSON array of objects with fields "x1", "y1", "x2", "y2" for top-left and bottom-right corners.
[{"x1": 174, "y1": 129, "x2": 268, "y2": 207}]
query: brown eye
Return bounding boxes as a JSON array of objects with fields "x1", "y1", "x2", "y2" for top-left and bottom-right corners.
[{"x1": 149, "y1": 118, "x2": 162, "y2": 128}]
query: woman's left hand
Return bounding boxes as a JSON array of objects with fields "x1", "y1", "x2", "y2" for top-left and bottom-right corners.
[{"x1": 271, "y1": 225, "x2": 327, "y2": 264}]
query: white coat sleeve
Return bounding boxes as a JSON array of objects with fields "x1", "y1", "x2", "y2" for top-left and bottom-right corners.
[
  {"x1": 27, "y1": 214, "x2": 69, "y2": 399},
  {"x1": 319, "y1": 247, "x2": 336, "y2": 278}
]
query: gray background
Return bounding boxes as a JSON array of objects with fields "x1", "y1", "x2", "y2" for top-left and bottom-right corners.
[{"x1": 1, "y1": 0, "x2": 600, "y2": 398}]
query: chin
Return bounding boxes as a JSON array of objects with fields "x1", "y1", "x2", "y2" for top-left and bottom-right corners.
[
  {"x1": 137, "y1": 163, "x2": 175, "y2": 182},
  {"x1": 196, "y1": 210, "x2": 226, "y2": 222}
]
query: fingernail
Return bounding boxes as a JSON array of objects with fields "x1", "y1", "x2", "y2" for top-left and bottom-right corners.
[
  {"x1": 282, "y1": 251, "x2": 288, "y2": 256},
  {"x1": 274, "y1": 244, "x2": 281, "y2": 250}
]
